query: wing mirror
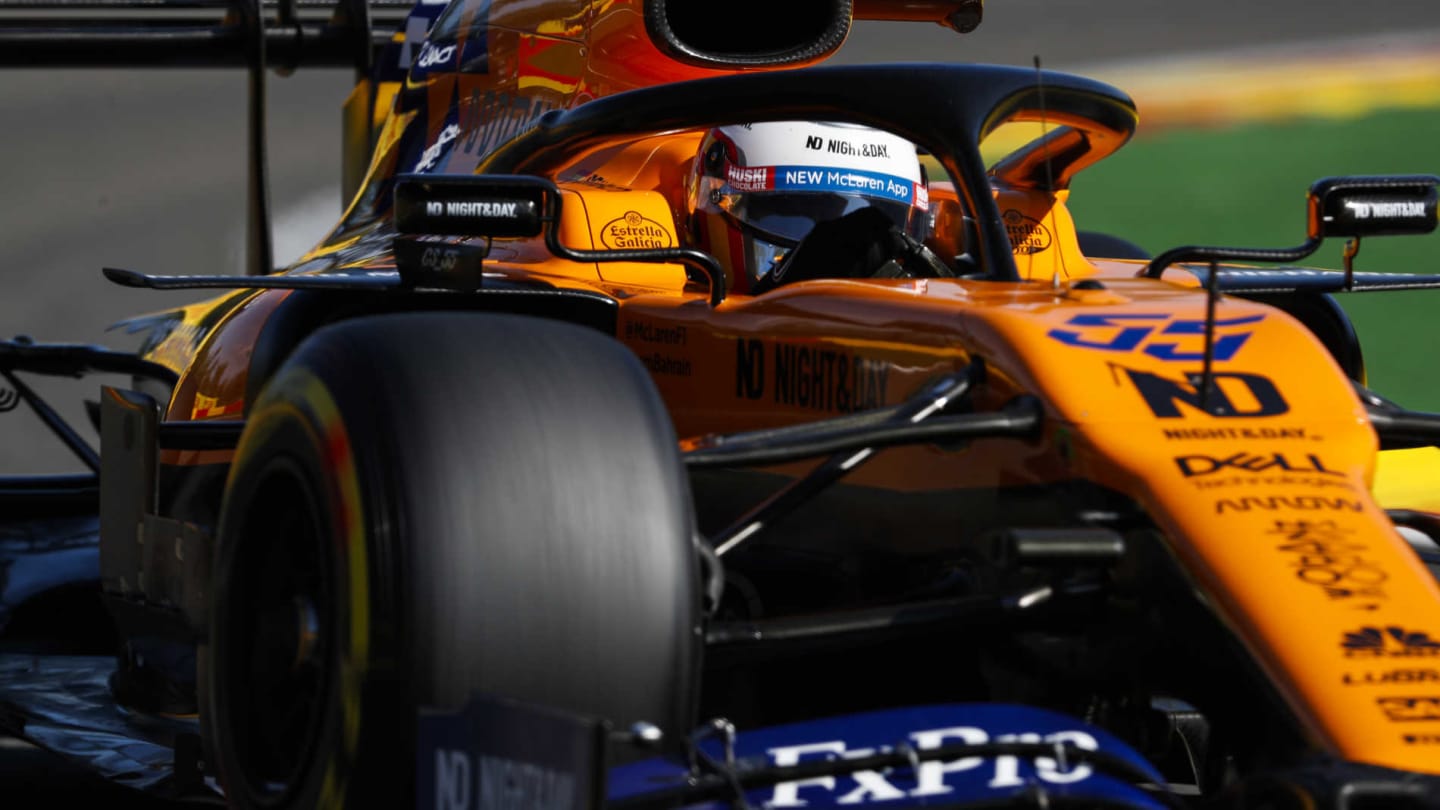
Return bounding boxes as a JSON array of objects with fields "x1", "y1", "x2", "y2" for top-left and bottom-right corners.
[
  {"x1": 1146, "y1": 174, "x2": 1439, "y2": 282},
  {"x1": 391, "y1": 174, "x2": 726, "y2": 304},
  {"x1": 394, "y1": 176, "x2": 547, "y2": 238},
  {"x1": 1307, "y1": 175, "x2": 1438, "y2": 240}
]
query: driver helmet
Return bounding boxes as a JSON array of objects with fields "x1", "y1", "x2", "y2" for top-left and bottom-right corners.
[{"x1": 687, "y1": 121, "x2": 930, "y2": 293}]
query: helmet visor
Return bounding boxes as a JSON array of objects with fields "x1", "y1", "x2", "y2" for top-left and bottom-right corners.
[
  {"x1": 726, "y1": 192, "x2": 915, "y2": 245},
  {"x1": 715, "y1": 162, "x2": 928, "y2": 247}
]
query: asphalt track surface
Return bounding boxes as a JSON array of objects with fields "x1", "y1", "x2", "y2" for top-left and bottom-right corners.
[{"x1": 1, "y1": 0, "x2": 1439, "y2": 804}]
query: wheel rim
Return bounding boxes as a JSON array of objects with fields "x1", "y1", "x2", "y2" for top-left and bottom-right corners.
[{"x1": 219, "y1": 455, "x2": 335, "y2": 806}]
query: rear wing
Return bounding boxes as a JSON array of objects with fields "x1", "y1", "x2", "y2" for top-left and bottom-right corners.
[
  {"x1": 0, "y1": 0, "x2": 993, "y2": 280},
  {"x1": 0, "y1": 0, "x2": 417, "y2": 277},
  {"x1": 0, "y1": 0, "x2": 411, "y2": 71}
]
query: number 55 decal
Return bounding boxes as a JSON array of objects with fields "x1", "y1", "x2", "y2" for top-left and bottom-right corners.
[{"x1": 1048, "y1": 313, "x2": 1264, "y2": 361}]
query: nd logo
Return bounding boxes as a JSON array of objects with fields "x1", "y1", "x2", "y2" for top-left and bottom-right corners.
[
  {"x1": 1121, "y1": 366, "x2": 1288, "y2": 418},
  {"x1": 735, "y1": 338, "x2": 764, "y2": 399}
]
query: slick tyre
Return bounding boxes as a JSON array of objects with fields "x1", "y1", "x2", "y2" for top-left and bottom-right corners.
[{"x1": 205, "y1": 313, "x2": 701, "y2": 810}]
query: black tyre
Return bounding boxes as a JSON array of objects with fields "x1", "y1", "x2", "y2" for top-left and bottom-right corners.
[{"x1": 205, "y1": 312, "x2": 701, "y2": 809}]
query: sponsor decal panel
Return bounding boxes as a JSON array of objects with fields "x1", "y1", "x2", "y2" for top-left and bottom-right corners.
[
  {"x1": 1169, "y1": 445, "x2": 1356, "y2": 493},
  {"x1": 390, "y1": 0, "x2": 463, "y2": 79},
  {"x1": 1214, "y1": 495, "x2": 1363, "y2": 514},
  {"x1": 419, "y1": 692, "x2": 597, "y2": 810},
  {"x1": 736, "y1": 338, "x2": 764, "y2": 399},
  {"x1": 564, "y1": 172, "x2": 625, "y2": 190},
  {"x1": 1270, "y1": 521, "x2": 1386, "y2": 601},
  {"x1": 426, "y1": 200, "x2": 520, "y2": 218},
  {"x1": 1343, "y1": 668, "x2": 1440, "y2": 686},
  {"x1": 727, "y1": 165, "x2": 770, "y2": 191},
  {"x1": 624, "y1": 321, "x2": 690, "y2": 377},
  {"x1": 604, "y1": 705, "x2": 1162, "y2": 808},
  {"x1": 1050, "y1": 313, "x2": 1262, "y2": 361},
  {"x1": 1188, "y1": 473, "x2": 1355, "y2": 492},
  {"x1": 802, "y1": 133, "x2": 894, "y2": 159},
  {"x1": 641, "y1": 354, "x2": 691, "y2": 377},
  {"x1": 728, "y1": 165, "x2": 920, "y2": 205},
  {"x1": 1343, "y1": 626, "x2": 1440, "y2": 657},
  {"x1": 735, "y1": 338, "x2": 889, "y2": 413},
  {"x1": 1347, "y1": 200, "x2": 1428, "y2": 219},
  {"x1": 773, "y1": 166, "x2": 917, "y2": 204},
  {"x1": 458, "y1": 90, "x2": 559, "y2": 160},
  {"x1": 1116, "y1": 366, "x2": 1288, "y2": 419},
  {"x1": 415, "y1": 124, "x2": 462, "y2": 172},
  {"x1": 1176, "y1": 451, "x2": 1340, "y2": 478},
  {"x1": 765, "y1": 726, "x2": 1100, "y2": 807},
  {"x1": 821, "y1": 138, "x2": 891, "y2": 158},
  {"x1": 624, "y1": 321, "x2": 687, "y2": 346},
  {"x1": 600, "y1": 211, "x2": 673, "y2": 249},
  {"x1": 416, "y1": 42, "x2": 455, "y2": 69},
  {"x1": 413, "y1": 245, "x2": 461, "y2": 274},
  {"x1": 772, "y1": 344, "x2": 888, "y2": 413},
  {"x1": 1377, "y1": 697, "x2": 1440, "y2": 722},
  {"x1": 433, "y1": 750, "x2": 577, "y2": 810},
  {"x1": 1004, "y1": 209, "x2": 1052, "y2": 254},
  {"x1": 1163, "y1": 426, "x2": 1310, "y2": 440}
]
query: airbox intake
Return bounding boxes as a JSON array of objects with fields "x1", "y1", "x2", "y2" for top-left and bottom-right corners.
[{"x1": 645, "y1": 0, "x2": 853, "y2": 67}]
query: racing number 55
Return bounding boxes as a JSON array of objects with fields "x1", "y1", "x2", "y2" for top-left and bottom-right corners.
[{"x1": 1047, "y1": 313, "x2": 1264, "y2": 361}]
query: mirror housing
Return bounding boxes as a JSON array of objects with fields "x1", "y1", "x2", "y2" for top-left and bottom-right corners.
[
  {"x1": 394, "y1": 176, "x2": 546, "y2": 238},
  {"x1": 1307, "y1": 175, "x2": 1439, "y2": 239},
  {"x1": 391, "y1": 174, "x2": 727, "y2": 304}
]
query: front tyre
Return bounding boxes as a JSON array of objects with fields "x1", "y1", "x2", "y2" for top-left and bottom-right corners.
[{"x1": 206, "y1": 313, "x2": 701, "y2": 809}]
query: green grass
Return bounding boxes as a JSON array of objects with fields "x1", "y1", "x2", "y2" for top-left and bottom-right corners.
[{"x1": 1066, "y1": 107, "x2": 1440, "y2": 411}]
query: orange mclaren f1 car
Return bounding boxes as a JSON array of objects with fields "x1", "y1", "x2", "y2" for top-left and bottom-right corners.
[{"x1": 5, "y1": 1, "x2": 1440, "y2": 808}]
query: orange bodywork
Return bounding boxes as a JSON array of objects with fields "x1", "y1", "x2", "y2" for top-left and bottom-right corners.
[{"x1": 146, "y1": 0, "x2": 1440, "y2": 778}]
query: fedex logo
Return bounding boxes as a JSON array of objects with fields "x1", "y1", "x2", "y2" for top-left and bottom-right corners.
[
  {"x1": 1047, "y1": 313, "x2": 1264, "y2": 362},
  {"x1": 766, "y1": 725, "x2": 1098, "y2": 807}
]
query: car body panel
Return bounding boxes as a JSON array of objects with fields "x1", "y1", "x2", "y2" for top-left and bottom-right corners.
[{"x1": 5, "y1": 0, "x2": 1440, "y2": 803}]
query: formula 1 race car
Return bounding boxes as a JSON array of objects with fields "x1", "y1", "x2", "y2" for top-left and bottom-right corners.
[{"x1": 5, "y1": 1, "x2": 1440, "y2": 808}]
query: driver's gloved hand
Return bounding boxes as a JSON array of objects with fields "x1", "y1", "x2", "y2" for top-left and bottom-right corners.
[
  {"x1": 890, "y1": 228, "x2": 956, "y2": 279},
  {"x1": 753, "y1": 207, "x2": 902, "y2": 294}
]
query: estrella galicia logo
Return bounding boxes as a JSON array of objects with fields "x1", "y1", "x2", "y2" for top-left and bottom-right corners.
[
  {"x1": 1175, "y1": 452, "x2": 1340, "y2": 478},
  {"x1": 600, "y1": 211, "x2": 673, "y2": 249},
  {"x1": 1049, "y1": 313, "x2": 1263, "y2": 361},
  {"x1": 805, "y1": 135, "x2": 823, "y2": 150},
  {"x1": 1119, "y1": 367, "x2": 1288, "y2": 418},
  {"x1": 1344, "y1": 627, "x2": 1440, "y2": 657},
  {"x1": 1003, "y1": 209, "x2": 1052, "y2": 254},
  {"x1": 1377, "y1": 697, "x2": 1440, "y2": 722}
]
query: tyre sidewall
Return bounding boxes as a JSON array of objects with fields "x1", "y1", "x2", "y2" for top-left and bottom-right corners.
[
  {"x1": 209, "y1": 363, "x2": 399, "y2": 810},
  {"x1": 207, "y1": 313, "x2": 700, "y2": 808}
]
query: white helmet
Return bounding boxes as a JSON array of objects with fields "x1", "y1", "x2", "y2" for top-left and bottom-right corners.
[{"x1": 688, "y1": 121, "x2": 930, "y2": 292}]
